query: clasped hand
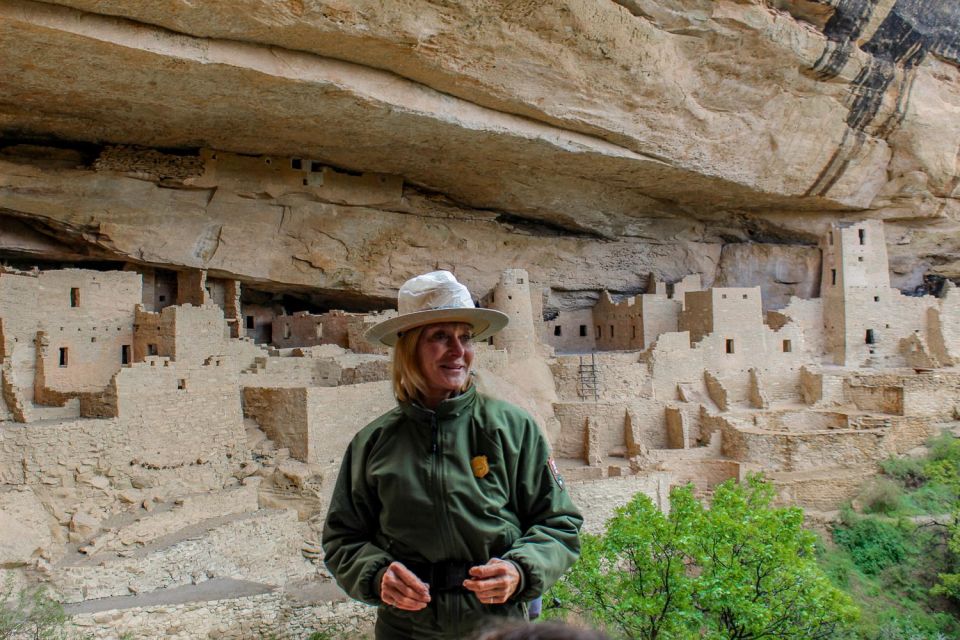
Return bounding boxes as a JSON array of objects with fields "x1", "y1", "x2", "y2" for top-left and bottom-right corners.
[{"x1": 379, "y1": 558, "x2": 520, "y2": 611}]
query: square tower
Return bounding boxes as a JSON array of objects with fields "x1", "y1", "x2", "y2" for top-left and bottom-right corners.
[{"x1": 820, "y1": 220, "x2": 892, "y2": 365}]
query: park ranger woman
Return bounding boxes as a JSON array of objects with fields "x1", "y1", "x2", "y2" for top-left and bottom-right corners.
[{"x1": 322, "y1": 270, "x2": 582, "y2": 640}]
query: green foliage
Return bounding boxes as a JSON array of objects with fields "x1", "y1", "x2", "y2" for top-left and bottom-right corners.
[
  {"x1": 0, "y1": 579, "x2": 69, "y2": 640},
  {"x1": 859, "y1": 478, "x2": 905, "y2": 515},
  {"x1": 879, "y1": 455, "x2": 929, "y2": 490},
  {"x1": 833, "y1": 513, "x2": 914, "y2": 576},
  {"x1": 546, "y1": 475, "x2": 857, "y2": 640},
  {"x1": 923, "y1": 434, "x2": 960, "y2": 494}
]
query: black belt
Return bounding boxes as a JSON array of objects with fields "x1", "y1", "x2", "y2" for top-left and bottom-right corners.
[{"x1": 404, "y1": 560, "x2": 473, "y2": 593}]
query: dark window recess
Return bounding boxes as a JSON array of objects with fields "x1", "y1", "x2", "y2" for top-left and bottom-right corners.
[
  {"x1": 554, "y1": 326, "x2": 562, "y2": 337},
  {"x1": 632, "y1": 326, "x2": 637, "y2": 339},
  {"x1": 70, "y1": 288, "x2": 80, "y2": 307},
  {"x1": 829, "y1": 231, "x2": 833, "y2": 245},
  {"x1": 177, "y1": 379, "x2": 186, "y2": 391},
  {"x1": 147, "y1": 344, "x2": 158, "y2": 356},
  {"x1": 159, "y1": 295, "x2": 166, "y2": 303},
  {"x1": 291, "y1": 158, "x2": 302, "y2": 170},
  {"x1": 874, "y1": 296, "x2": 880, "y2": 302},
  {"x1": 121, "y1": 345, "x2": 131, "y2": 365},
  {"x1": 59, "y1": 347, "x2": 68, "y2": 367},
  {"x1": 517, "y1": 278, "x2": 524, "y2": 285},
  {"x1": 610, "y1": 325, "x2": 614, "y2": 338},
  {"x1": 865, "y1": 329, "x2": 876, "y2": 344},
  {"x1": 831, "y1": 269, "x2": 837, "y2": 286},
  {"x1": 782, "y1": 339, "x2": 792, "y2": 353},
  {"x1": 245, "y1": 316, "x2": 255, "y2": 330},
  {"x1": 311, "y1": 161, "x2": 323, "y2": 172},
  {"x1": 859, "y1": 228, "x2": 866, "y2": 245},
  {"x1": 579, "y1": 325, "x2": 587, "y2": 337},
  {"x1": 726, "y1": 339, "x2": 735, "y2": 354}
]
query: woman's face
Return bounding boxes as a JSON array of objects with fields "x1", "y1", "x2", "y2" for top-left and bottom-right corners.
[{"x1": 416, "y1": 322, "x2": 475, "y2": 403}]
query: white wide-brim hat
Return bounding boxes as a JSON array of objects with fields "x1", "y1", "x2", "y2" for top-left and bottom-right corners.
[{"x1": 365, "y1": 271, "x2": 509, "y2": 347}]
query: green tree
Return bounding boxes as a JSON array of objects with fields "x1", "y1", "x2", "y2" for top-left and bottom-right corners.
[
  {"x1": 546, "y1": 476, "x2": 858, "y2": 640},
  {"x1": 0, "y1": 578, "x2": 68, "y2": 640}
]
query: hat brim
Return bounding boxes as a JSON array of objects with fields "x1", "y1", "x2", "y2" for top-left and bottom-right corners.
[{"x1": 364, "y1": 308, "x2": 509, "y2": 347}]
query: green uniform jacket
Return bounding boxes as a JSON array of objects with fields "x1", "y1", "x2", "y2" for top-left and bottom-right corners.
[{"x1": 322, "y1": 385, "x2": 582, "y2": 638}]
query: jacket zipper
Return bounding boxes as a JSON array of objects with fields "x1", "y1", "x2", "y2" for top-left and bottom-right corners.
[{"x1": 431, "y1": 414, "x2": 457, "y2": 570}]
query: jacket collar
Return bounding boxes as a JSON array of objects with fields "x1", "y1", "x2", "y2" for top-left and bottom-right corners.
[{"x1": 401, "y1": 384, "x2": 478, "y2": 423}]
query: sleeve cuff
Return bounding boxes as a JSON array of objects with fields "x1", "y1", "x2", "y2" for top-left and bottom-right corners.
[{"x1": 504, "y1": 559, "x2": 526, "y2": 601}]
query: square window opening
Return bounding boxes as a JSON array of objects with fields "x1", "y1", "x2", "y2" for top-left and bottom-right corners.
[
  {"x1": 579, "y1": 325, "x2": 587, "y2": 337},
  {"x1": 782, "y1": 339, "x2": 792, "y2": 353},
  {"x1": 554, "y1": 325, "x2": 562, "y2": 337}
]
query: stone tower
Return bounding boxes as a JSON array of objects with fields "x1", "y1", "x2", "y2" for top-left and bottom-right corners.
[
  {"x1": 820, "y1": 220, "x2": 891, "y2": 366},
  {"x1": 491, "y1": 269, "x2": 536, "y2": 356}
]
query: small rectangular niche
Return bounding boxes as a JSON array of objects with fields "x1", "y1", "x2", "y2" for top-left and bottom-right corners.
[
  {"x1": 516, "y1": 278, "x2": 524, "y2": 284},
  {"x1": 859, "y1": 228, "x2": 866, "y2": 245},
  {"x1": 725, "y1": 339, "x2": 735, "y2": 354},
  {"x1": 874, "y1": 296, "x2": 880, "y2": 302},
  {"x1": 245, "y1": 316, "x2": 255, "y2": 330},
  {"x1": 742, "y1": 294, "x2": 748, "y2": 299},
  {"x1": 121, "y1": 345, "x2": 131, "y2": 365},
  {"x1": 177, "y1": 379, "x2": 187, "y2": 391},
  {"x1": 610, "y1": 325, "x2": 614, "y2": 338},
  {"x1": 831, "y1": 269, "x2": 837, "y2": 285},
  {"x1": 554, "y1": 325, "x2": 562, "y2": 337},
  {"x1": 865, "y1": 329, "x2": 876, "y2": 345},
  {"x1": 291, "y1": 158, "x2": 302, "y2": 170},
  {"x1": 579, "y1": 325, "x2": 587, "y2": 337},
  {"x1": 858, "y1": 256, "x2": 864, "y2": 262},
  {"x1": 829, "y1": 231, "x2": 834, "y2": 245},
  {"x1": 59, "y1": 347, "x2": 68, "y2": 367},
  {"x1": 70, "y1": 288, "x2": 80, "y2": 307},
  {"x1": 632, "y1": 325, "x2": 637, "y2": 339},
  {"x1": 782, "y1": 339, "x2": 792, "y2": 353},
  {"x1": 147, "y1": 343, "x2": 158, "y2": 356}
]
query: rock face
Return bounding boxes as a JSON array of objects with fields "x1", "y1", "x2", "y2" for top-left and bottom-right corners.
[{"x1": 0, "y1": 0, "x2": 957, "y2": 299}]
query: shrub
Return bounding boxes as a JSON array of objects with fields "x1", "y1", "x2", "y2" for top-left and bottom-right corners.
[
  {"x1": 0, "y1": 579, "x2": 68, "y2": 640},
  {"x1": 859, "y1": 478, "x2": 905, "y2": 515},
  {"x1": 547, "y1": 476, "x2": 858, "y2": 640},
  {"x1": 833, "y1": 515, "x2": 913, "y2": 576},
  {"x1": 880, "y1": 455, "x2": 928, "y2": 489}
]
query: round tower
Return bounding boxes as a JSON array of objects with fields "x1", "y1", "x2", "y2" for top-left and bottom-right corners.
[{"x1": 491, "y1": 269, "x2": 536, "y2": 356}]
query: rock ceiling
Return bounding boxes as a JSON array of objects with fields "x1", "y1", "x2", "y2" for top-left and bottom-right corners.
[{"x1": 0, "y1": 0, "x2": 958, "y2": 304}]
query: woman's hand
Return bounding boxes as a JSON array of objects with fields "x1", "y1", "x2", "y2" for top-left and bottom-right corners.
[
  {"x1": 463, "y1": 558, "x2": 520, "y2": 604},
  {"x1": 380, "y1": 561, "x2": 431, "y2": 611}
]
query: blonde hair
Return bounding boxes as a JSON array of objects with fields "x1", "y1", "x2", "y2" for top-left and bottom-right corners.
[{"x1": 392, "y1": 324, "x2": 474, "y2": 403}]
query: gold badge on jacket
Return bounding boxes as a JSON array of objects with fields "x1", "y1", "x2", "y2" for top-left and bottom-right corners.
[{"x1": 471, "y1": 455, "x2": 489, "y2": 478}]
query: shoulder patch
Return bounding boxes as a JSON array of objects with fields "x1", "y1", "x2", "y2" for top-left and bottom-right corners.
[{"x1": 547, "y1": 457, "x2": 565, "y2": 491}]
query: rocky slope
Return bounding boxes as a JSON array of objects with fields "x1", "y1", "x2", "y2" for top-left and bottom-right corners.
[{"x1": 0, "y1": 0, "x2": 958, "y2": 302}]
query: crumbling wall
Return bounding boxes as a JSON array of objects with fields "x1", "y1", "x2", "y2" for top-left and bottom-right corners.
[
  {"x1": 901, "y1": 372, "x2": 960, "y2": 419},
  {"x1": 554, "y1": 400, "x2": 668, "y2": 459},
  {"x1": 244, "y1": 381, "x2": 394, "y2": 467},
  {"x1": 244, "y1": 387, "x2": 310, "y2": 460},
  {"x1": 550, "y1": 352, "x2": 651, "y2": 402}
]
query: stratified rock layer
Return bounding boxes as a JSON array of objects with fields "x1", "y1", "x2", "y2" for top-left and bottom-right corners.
[{"x1": 0, "y1": 0, "x2": 958, "y2": 293}]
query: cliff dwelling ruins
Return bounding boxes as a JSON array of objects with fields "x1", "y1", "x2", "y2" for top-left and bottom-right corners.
[{"x1": 1, "y1": 0, "x2": 959, "y2": 637}]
